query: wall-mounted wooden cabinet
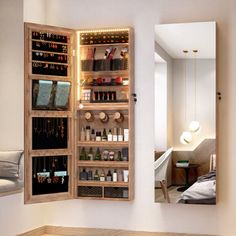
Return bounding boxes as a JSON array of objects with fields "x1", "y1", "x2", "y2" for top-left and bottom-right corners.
[{"x1": 24, "y1": 23, "x2": 134, "y2": 203}]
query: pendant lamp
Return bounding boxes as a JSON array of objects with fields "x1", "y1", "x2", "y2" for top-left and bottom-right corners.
[
  {"x1": 180, "y1": 50, "x2": 192, "y2": 145},
  {"x1": 189, "y1": 50, "x2": 201, "y2": 133}
]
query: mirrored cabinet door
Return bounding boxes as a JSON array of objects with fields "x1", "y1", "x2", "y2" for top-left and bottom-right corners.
[{"x1": 154, "y1": 22, "x2": 216, "y2": 205}]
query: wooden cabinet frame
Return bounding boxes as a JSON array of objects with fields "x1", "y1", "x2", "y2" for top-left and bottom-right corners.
[{"x1": 24, "y1": 23, "x2": 134, "y2": 203}]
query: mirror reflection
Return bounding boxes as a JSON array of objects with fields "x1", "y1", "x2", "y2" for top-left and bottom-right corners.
[{"x1": 154, "y1": 22, "x2": 216, "y2": 204}]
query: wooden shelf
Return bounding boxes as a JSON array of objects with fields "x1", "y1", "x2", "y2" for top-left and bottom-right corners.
[
  {"x1": 29, "y1": 74, "x2": 71, "y2": 81},
  {"x1": 31, "y1": 38, "x2": 69, "y2": 45},
  {"x1": 78, "y1": 180, "x2": 128, "y2": 187},
  {"x1": 77, "y1": 102, "x2": 129, "y2": 111},
  {"x1": 30, "y1": 149, "x2": 73, "y2": 157},
  {"x1": 80, "y1": 43, "x2": 129, "y2": 48},
  {"x1": 30, "y1": 110, "x2": 73, "y2": 117},
  {"x1": 77, "y1": 160, "x2": 129, "y2": 168},
  {"x1": 81, "y1": 85, "x2": 128, "y2": 89},
  {"x1": 77, "y1": 141, "x2": 129, "y2": 147},
  {"x1": 76, "y1": 196, "x2": 129, "y2": 201},
  {"x1": 32, "y1": 59, "x2": 69, "y2": 66},
  {"x1": 31, "y1": 49, "x2": 69, "y2": 56},
  {"x1": 80, "y1": 70, "x2": 129, "y2": 77}
]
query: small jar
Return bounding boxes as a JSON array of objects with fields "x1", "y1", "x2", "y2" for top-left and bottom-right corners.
[
  {"x1": 99, "y1": 112, "x2": 109, "y2": 123},
  {"x1": 84, "y1": 112, "x2": 94, "y2": 122},
  {"x1": 114, "y1": 112, "x2": 124, "y2": 123}
]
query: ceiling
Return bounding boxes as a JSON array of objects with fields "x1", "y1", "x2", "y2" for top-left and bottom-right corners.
[{"x1": 154, "y1": 22, "x2": 216, "y2": 59}]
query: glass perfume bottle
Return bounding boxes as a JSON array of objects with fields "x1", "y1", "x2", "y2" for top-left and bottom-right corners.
[
  {"x1": 80, "y1": 147, "x2": 87, "y2": 160},
  {"x1": 94, "y1": 148, "x2": 101, "y2": 161}
]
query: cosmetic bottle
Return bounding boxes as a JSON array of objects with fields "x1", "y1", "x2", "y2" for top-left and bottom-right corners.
[
  {"x1": 100, "y1": 169, "x2": 105, "y2": 181},
  {"x1": 106, "y1": 170, "x2": 112, "y2": 181},
  {"x1": 80, "y1": 147, "x2": 87, "y2": 160},
  {"x1": 118, "y1": 128, "x2": 123, "y2": 142},
  {"x1": 95, "y1": 131, "x2": 102, "y2": 141},
  {"x1": 112, "y1": 127, "x2": 118, "y2": 141},
  {"x1": 87, "y1": 147, "x2": 94, "y2": 161},
  {"x1": 80, "y1": 127, "x2": 85, "y2": 141},
  {"x1": 116, "y1": 151, "x2": 122, "y2": 161},
  {"x1": 85, "y1": 126, "x2": 91, "y2": 141},
  {"x1": 113, "y1": 169, "x2": 117, "y2": 182},
  {"x1": 102, "y1": 128, "x2": 107, "y2": 141},
  {"x1": 94, "y1": 148, "x2": 101, "y2": 161},
  {"x1": 94, "y1": 169, "x2": 100, "y2": 181},
  {"x1": 107, "y1": 129, "x2": 113, "y2": 141},
  {"x1": 91, "y1": 129, "x2": 96, "y2": 141},
  {"x1": 80, "y1": 168, "x2": 88, "y2": 181}
]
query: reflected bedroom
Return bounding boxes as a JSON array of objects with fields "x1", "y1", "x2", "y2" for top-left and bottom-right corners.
[{"x1": 154, "y1": 22, "x2": 216, "y2": 204}]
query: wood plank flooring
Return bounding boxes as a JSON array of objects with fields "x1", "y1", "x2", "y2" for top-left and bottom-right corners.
[{"x1": 19, "y1": 226, "x2": 218, "y2": 236}]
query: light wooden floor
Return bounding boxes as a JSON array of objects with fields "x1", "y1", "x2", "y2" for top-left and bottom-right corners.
[
  {"x1": 155, "y1": 186, "x2": 182, "y2": 203},
  {"x1": 19, "y1": 226, "x2": 218, "y2": 236}
]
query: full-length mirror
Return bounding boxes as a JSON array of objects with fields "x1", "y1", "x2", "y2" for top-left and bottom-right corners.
[{"x1": 154, "y1": 22, "x2": 216, "y2": 204}]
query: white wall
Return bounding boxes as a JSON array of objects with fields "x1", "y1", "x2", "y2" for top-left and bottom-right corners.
[
  {"x1": 1, "y1": 0, "x2": 236, "y2": 235},
  {"x1": 41, "y1": 0, "x2": 232, "y2": 235},
  {"x1": 155, "y1": 62, "x2": 167, "y2": 151},
  {"x1": 0, "y1": 0, "x2": 24, "y2": 150},
  {"x1": 155, "y1": 43, "x2": 173, "y2": 149},
  {"x1": 0, "y1": 1, "x2": 47, "y2": 235},
  {"x1": 173, "y1": 59, "x2": 216, "y2": 150},
  {"x1": 23, "y1": 0, "x2": 46, "y2": 24}
]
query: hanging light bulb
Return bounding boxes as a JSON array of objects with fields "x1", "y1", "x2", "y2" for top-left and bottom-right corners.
[
  {"x1": 179, "y1": 50, "x2": 192, "y2": 145},
  {"x1": 189, "y1": 120, "x2": 201, "y2": 133},
  {"x1": 180, "y1": 131, "x2": 192, "y2": 144},
  {"x1": 189, "y1": 49, "x2": 201, "y2": 134}
]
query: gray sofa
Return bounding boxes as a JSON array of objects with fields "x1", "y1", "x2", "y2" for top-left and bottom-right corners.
[{"x1": 0, "y1": 150, "x2": 24, "y2": 196}]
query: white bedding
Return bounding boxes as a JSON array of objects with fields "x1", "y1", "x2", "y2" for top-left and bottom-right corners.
[{"x1": 181, "y1": 180, "x2": 216, "y2": 200}]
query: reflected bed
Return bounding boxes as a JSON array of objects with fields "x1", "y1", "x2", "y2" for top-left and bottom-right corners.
[{"x1": 178, "y1": 171, "x2": 216, "y2": 204}]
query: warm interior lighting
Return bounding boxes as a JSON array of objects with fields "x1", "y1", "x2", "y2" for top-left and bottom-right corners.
[
  {"x1": 79, "y1": 28, "x2": 130, "y2": 33},
  {"x1": 189, "y1": 120, "x2": 201, "y2": 133},
  {"x1": 180, "y1": 131, "x2": 193, "y2": 144}
]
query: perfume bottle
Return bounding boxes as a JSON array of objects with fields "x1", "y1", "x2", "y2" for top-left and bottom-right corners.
[
  {"x1": 106, "y1": 170, "x2": 112, "y2": 181},
  {"x1": 107, "y1": 129, "x2": 112, "y2": 141},
  {"x1": 112, "y1": 127, "x2": 118, "y2": 141},
  {"x1": 80, "y1": 168, "x2": 88, "y2": 180},
  {"x1": 116, "y1": 151, "x2": 122, "y2": 161},
  {"x1": 80, "y1": 127, "x2": 85, "y2": 141},
  {"x1": 112, "y1": 169, "x2": 117, "y2": 182},
  {"x1": 118, "y1": 128, "x2": 123, "y2": 142},
  {"x1": 87, "y1": 147, "x2": 94, "y2": 161},
  {"x1": 91, "y1": 129, "x2": 96, "y2": 141},
  {"x1": 94, "y1": 169, "x2": 100, "y2": 181},
  {"x1": 80, "y1": 147, "x2": 87, "y2": 160},
  {"x1": 85, "y1": 126, "x2": 91, "y2": 141},
  {"x1": 102, "y1": 128, "x2": 107, "y2": 141},
  {"x1": 102, "y1": 150, "x2": 109, "y2": 161},
  {"x1": 94, "y1": 148, "x2": 101, "y2": 161},
  {"x1": 100, "y1": 169, "x2": 105, "y2": 181}
]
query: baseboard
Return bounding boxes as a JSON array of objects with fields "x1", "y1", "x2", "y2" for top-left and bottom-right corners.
[{"x1": 18, "y1": 225, "x2": 217, "y2": 236}]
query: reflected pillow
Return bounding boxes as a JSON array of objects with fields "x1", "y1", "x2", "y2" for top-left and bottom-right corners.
[{"x1": 0, "y1": 151, "x2": 23, "y2": 178}]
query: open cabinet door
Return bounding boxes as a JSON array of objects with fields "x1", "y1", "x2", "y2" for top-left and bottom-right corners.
[{"x1": 24, "y1": 23, "x2": 76, "y2": 203}]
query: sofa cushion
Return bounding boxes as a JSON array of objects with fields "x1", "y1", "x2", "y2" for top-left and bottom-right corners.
[
  {"x1": 0, "y1": 178, "x2": 23, "y2": 193},
  {"x1": 0, "y1": 151, "x2": 23, "y2": 178}
]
